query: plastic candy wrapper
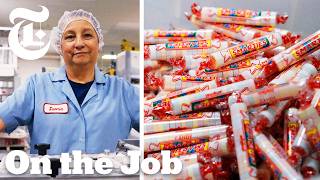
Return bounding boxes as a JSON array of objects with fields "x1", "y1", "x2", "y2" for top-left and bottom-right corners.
[
  {"x1": 258, "y1": 30, "x2": 320, "y2": 79},
  {"x1": 167, "y1": 55, "x2": 210, "y2": 75},
  {"x1": 144, "y1": 71, "x2": 163, "y2": 91},
  {"x1": 144, "y1": 29, "x2": 215, "y2": 45},
  {"x1": 268, "y1": 134, "x2": 289, "y2": 160},
  {"x1": 162, "y1": 73, "x2": 246, "y2": 91},
  {"x1": 162, "y1": 74, "x2": 216, "y2": 91},
  {"x1": 301, "y1": 152, "x2": 319, "y2": 178},
  {"x1": 200, "y1": 32, "x2": 297, "y2": 70},
  {"x1": 165, "y1": 53, "x2": 261, "y2": 76},
  {"x1": 163, "y1": 56, "x2": 267, "y2": 87},
  {"x1": 144, "y1": 125, "x2": 228, "y2": 153},
  {"x1": 283, "y1": 108, "x2": 301, "y2": 156},
  {"x1": 144, "y1": 38, "x2": 235, "y2": 61},
  {"x1": 241, "y1": 61, "x2": 318, "y2": 108},
  {"x1": 253, "y1": 131, "x2": 303, "y2": 180},
  {"x1": 242, "y1": 82, "x2": 304, "y2": 107},
  {"x1": 228, "y1": 93, "x2": 257, "y2": 180},
  {"x1": 144, "y1": 74, "x2": 238, "y2": 116},
  {"x1": 198, "y1": 56, "x2": 268, "y2": 79},
  {"x1": 147, "y1": 137, "x2": 234, "y2": 160},
  {"x1": 263, "y1": 46, "x2": 286, "y2": 58},
  {"x1": 144, "y1": 112, "x2": 221, "y2": 134},
  {"x1": 246, "y1": 60, "x2": 318, "y2": 130},
  {"x1": 145, "y1": 152, "x2": 225, "y2": 180},
  {"x1": 186, "y1": 13, "x2": 262, "y2": 42},
  {"x1": 152, "y1": 77, "x2": 267, "y2": 116},
  {"x1": 191, "y1": 3, "x2": 288, "y2": 27},
  {"x1": 146, "y1": 112, "x2": 221, "y2": 124},
  {"x1": 145, "y1": 56, "x2": 270, "y2": 116},
  {"x1": 289, "y1": 125, "x2": 313, "y2": 167},
  {"x1": 144, "y1": 59, "x2": 160, "y2": 70},
  {"x1": 296, "y1": 89, "x2": 320, "y2": 152},
  {"x1": 145, "y1": 111, "x2": 219, "y2": 122}
]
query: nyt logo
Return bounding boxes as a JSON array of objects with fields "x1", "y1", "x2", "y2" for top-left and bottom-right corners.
[{"x1": 8, "y1": 6, "x2": 51, "y2": 60}]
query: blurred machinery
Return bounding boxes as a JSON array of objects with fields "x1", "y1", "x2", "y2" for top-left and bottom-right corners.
[
  {"x1": 116, "y1": 51, "x2": 140, "y2": 87},
  {"x1": 0, "y1": 29, "x2": 28, "y2": 153}
]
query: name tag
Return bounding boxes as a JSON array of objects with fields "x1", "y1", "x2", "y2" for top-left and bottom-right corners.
[{"x1": 43, "y1": 103, "x2": 68, "y2": 114}]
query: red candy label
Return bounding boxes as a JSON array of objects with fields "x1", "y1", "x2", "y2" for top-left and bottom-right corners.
[
  {"x1": 154, "y1": 30, "x2": 196, "y2": 38},
  {"x1": 292, "y1": 33, "x2": 320, "y2": 59},
  {"x1": 217, "y1": 8, "x2": 260, "y2": 18},
  {"x1": 229, "y1": 37, "x2": 270, "y2": 58},
  {"x1": 166, "y1": 40, "x2": 211, "y2": 50}
]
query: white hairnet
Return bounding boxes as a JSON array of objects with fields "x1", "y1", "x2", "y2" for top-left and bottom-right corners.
[{"x1": 52, "y1": 9, "x2": 104, "y2": 55}]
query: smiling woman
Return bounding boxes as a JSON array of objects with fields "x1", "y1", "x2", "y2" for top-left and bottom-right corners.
[
  {"x1": 0, "y1": 9, "x2": 140, "y2": 155},
  {"x1": 61, "y1": 20, "x2": 100, "y2": 83},
  {"x1": 62, "y1": 21, "x2": 100, "y2": 65}
]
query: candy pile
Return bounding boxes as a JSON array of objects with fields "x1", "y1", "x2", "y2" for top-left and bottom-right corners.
[{"x1": 144, "y1": 3, "x2": 320, "y2": 180}]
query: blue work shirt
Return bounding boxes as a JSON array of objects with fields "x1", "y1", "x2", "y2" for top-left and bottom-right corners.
[{"x1": 0, "y1": 65, "x2": 140, "y2": 155}]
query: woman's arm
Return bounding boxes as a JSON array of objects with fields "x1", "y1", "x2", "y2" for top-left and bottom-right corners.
[
  {"x1": 121, "y1": 79, "x2": 140, "y2": 132},
  {"x1": 0, "y1": 76, "x2": 35, "y2": 133}
]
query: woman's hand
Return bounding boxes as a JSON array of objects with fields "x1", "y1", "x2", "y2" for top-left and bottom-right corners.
[{"x1": 0, "y1": 118, "x2": 5, "y2": 132}]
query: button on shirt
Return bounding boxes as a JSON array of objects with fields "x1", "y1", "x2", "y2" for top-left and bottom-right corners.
[{"x1": 0, "y1": 66, "x2": 140, "y2": 155}]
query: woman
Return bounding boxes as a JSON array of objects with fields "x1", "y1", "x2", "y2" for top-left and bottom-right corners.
[{"x1": 0, "y1": 9, "x2": 139, "y2": 155}]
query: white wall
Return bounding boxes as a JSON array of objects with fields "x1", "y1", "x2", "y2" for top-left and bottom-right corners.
[
  {"x1": 15, "y1": 56, "x2": 61, "y2": 88},
  {"x1": 144, "y1": 0, "x2": 320, "y2": 38}
]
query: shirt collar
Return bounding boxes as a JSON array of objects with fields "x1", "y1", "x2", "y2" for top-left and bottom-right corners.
[{"x1": 52, "y1": 65, "x2": 106, "y2": 84}]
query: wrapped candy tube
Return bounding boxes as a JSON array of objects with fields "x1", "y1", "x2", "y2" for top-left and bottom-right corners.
[
  {"x1": 169, "y1": 54, "x2": 210, "y2": 73},
  {"x1": 144, "y1": 125, "x2": 228, "y2": 152},
  {"x1": 264, "y1": 46, "x2": 286, "y2": 58},
  {"x1": 152, "y1": 77, "x2": 266, "y2": 116},
  {"x1": 186, "y1": 13, "x2": 262, "y2": 42},
  {"x1": 145, "y1": 153, "x2": 225, "y2": 180},
  {"x1": 268, "y1": 135, "x2": 288, "y2": 160},
  {"x1": 253, "y1": 131, "x2": 303, "y2": 180},
  {"x1": 191, "y1": 3, "x2": 288, "y2": 27},
  {"x1": 144, "y1": 56, "x2": 268, "y2": 116},
  {"x1": 228, "y1": 94, "x2": 257, "y2": 180},
  {"x1": 162, "y1": 74, "x2": 245, "y2": 91},
  {"x1": 289, "y1": 125, "x2": 312, "y2": 166},
  {"x1": 242, "y1": 82, "x2": 304, "y2": 107},
  {"x1": 254, "y1": 100, "x2": 292, "y2": 131},
  {"x1": 144, "y1": 112, "x2": 221, "y2": 134},
  {"x1": 162, "y1": 74, "x2": 215, "y2": 91},
  {"x1": 144, "y1": 38, "x2": 234, "y2": 60},
  {"x1": 144, "y1": 29, "x2": 215, "y2": 45},
  {"x1": 146, "y1": 111, "x2": 220, "y2": 122},
  {"x1": 144, "y1": 162, "x2": 214, "y2": 180},
  {"x1": 283, "y1": 108, "x2": 301, "y2": 156},
  {"x1": 167, "y1": 54, "x2": 262, "y2": 75},
  {"x1": 296, "y1": 89, "x2": 320, "y2": 151},
  {"x1": 252, "y1": 60, "x2": 318, "y2": 130},
  {"x1": 202, "y1": 32, "x2": 296, "y2": 70},
  {"x1": 201, "y1": 57, "x2": 269, "y2": 79},
  {"x1": 187, "y1": 95, "x2": 229, "y2": 112},
  {"x1": 305, "y1": 48, "x2": 320, "y2": 63},
  {"x1": 147, "y1": 138, "x2": 234, "y2": 160},
  {"x1": 144, "y1": 74, "x2": 237, "y2": 116},
  {"x1": 144, "y1": 163, "x2": 202, "y2": 180},
  {"x1": 258, "y1": 30, "x2": 320, "y2": 79}
]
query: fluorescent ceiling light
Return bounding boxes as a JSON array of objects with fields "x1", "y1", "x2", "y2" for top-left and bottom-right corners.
[
  {"x1": 0, "y1": 47, "x2": 11, "y2": 50},
  {"x1": 0, "y1": 27, "x2": 12, "y2": 31},
  {"x1": 102, "y1": 54, "x2": 117, "y2": 60}
]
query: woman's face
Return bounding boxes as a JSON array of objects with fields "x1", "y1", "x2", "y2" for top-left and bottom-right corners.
[{"x1": 61, "y1": 20, "x2": 99, "y2": 67}]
